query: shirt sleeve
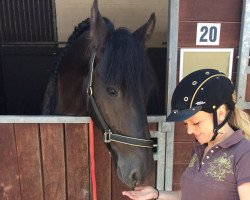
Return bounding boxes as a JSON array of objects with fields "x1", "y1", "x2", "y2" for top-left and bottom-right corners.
[{"x1": 236, "y1": 149, "x2": 250, "y2": 186}]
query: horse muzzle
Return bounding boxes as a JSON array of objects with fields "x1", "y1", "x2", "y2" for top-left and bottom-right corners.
[{"x1": 116, "y1": 148, "x2": 154, "y2": 188}]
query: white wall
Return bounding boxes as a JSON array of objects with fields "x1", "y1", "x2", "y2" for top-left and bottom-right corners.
[{"x1": 55, "y1": 0, "x2": 168, "y2": 47}]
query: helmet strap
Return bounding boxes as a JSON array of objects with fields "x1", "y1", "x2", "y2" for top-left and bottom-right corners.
[{"x1": 211, "y1": 110, "x2": 233, "y2": 141}]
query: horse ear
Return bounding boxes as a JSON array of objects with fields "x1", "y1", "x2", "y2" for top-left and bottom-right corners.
[
  {"x1": 133, "y1": 13, "x2": 156, "y2": 44},
  {"x1": 90, "y1": 0, "x2": 108, "y2": 48}
]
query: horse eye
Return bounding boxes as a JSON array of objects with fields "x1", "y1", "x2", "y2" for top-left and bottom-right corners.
[{"x1": 107, "y1": 87, "x2": 118, "y2": 96}]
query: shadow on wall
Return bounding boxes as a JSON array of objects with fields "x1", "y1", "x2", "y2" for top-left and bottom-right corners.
[{"x1": 0, "y1": 46, "x2": 166, "y2": 115}]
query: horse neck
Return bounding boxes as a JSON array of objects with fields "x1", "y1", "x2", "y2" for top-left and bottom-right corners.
[
  {"x1": 60, "y1": 31, "x2": 91, "y2": 71},
  {"x1": 56, "y1": 32, "x2": 92, "y2": 115}
]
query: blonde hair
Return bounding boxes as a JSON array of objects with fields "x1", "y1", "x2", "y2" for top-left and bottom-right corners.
[{"x1": 228, "y1": 105, "x2": 250, "y2": 141}]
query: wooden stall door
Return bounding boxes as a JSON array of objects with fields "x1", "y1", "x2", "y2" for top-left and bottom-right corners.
[{"x1": 0, "y1": 123, "x2": 89, "y2": 200}]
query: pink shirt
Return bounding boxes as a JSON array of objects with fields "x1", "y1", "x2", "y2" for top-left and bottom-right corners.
[{"x1": 180, "y1": 130, "x2": 250, "y2": 200}]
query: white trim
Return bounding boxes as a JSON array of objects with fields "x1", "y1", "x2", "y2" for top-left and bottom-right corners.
[
  {"x1": 235, "y1": 0, "x2": 250, "y2": 109},
  {"x1": 0, "y1": 115, "x2": 166, "y2": 124},
  {"x1": 179, "y1": 48, "x2": 234, "y2": 81}
]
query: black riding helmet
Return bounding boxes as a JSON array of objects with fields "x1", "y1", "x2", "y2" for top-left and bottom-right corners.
[{"x1": 166, "y1": 69, "x2": 236, "y2": 141}]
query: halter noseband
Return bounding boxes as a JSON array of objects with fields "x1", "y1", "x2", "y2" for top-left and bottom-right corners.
[{"x1": 86, "y1": 51, "x2": 153, "y2": 148}]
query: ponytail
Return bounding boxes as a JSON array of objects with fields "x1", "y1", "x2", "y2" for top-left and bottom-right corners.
[{"x1": 229, "y1": 105, "x2": 250, "y2": 141}]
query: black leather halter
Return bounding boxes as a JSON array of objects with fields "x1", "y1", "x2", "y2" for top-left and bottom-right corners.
[{"x1": 86, "y1": 51, "x2": 153, "y2": 148}]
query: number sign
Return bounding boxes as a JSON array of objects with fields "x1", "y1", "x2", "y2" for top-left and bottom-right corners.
[{"x1": 196, "y1": 23, "x2": 221, "y2": 45}]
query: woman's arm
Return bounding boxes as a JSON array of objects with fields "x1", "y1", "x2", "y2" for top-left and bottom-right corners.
[
  {"x1": 238, "y1": 182, "x2": 250, "y2": 200},
  {"x1": 122, "y1": 186, "x2": 182, "y2": 200}
]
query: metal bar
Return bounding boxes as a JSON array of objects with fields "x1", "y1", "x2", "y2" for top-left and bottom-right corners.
[
  {"x1": 51, "y1": 0, "x2": 57, "y2": 41},
  {"x1": 146, "y1": 116, "x2": 167, "y2": 190},
  {"x1": 0, "y1": 0, "x2": 3, "y2": 41},
  {"x1": 31, "y1": 0, "x2": 37, "y2": 41},
  {"x1": 1, "y1": 0, "x2": 56, "y2": 43},
  {"x1": 27, "y1": 0, "x2": 33, "y2": 41},
  {"x1": 0, "y1": 116, "x2": 91, "y2": 123},
  {"x1": 42, "y1": 0, "x2": 47, "y2": 40},
  {"x1": 21, "y1": 0, "x2": 28, "y2": 41},
  {"x1": 147, "y1": 116, "x2": 166, "y2": 123},
  {"x1": 236, "y1": 0, "x2": 250, "y2": 109},
  {"x1": 151, "y1": 129, "x2": 165, "y2": 189},
  {"x1": 0, "y1": 41, "x2": 57, "y2": 46},
  {"x1": 164, "y1": 0, "x2": 180, "y2": 191},
  {"x1": 1, "y1": 0, "x2": 8, "y2": 41},
  {"x1": 16, "y1": 0, "x2": 23, "y2": 41},
  {"x1": 37, "y1": 0, "x2": 42, "y2": 40},
  {"x1": 246, "y1": 66, "x2": 250, "y2": 74},
  {"x1": 0, "y1": 116, "x2": 165, "y2": 124},
  {"x1": 11, "y1": 0, "x2": 18, "y2": 41},
  {"x1": 6, "y1": 0, "x2": 13, "y2": 41}
]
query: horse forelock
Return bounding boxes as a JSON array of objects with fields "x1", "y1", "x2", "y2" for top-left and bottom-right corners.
[{"x1": 98, "y1": 28, "x2": 156, "y2": 99}]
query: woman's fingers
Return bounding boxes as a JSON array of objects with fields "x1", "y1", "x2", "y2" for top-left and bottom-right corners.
[
  {"x1": 122, "y1": 186, "x2": 156, "y2": 200},
  {"x1": 122, "y1": 191, "x2": 138, "y2": 199},
  {"x1": 134, "y1": 186, "x2": 145, "y2": 191}
]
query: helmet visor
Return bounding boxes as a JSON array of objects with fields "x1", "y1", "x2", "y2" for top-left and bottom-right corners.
[{"x1": 166, "y1": 106, "x2": 202, "y2": 122}]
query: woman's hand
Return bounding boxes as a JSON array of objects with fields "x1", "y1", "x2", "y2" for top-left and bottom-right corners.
[{"x1": 122, "y1": 186, "x2": 158, "y2": 200}]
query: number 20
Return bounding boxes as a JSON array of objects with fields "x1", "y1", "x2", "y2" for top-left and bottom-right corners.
[{"x1": 199, "y1": 26, "x2": 217, "y2": 42}]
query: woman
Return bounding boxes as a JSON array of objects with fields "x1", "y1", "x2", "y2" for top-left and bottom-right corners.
[{"x1": 122, "y1": 69, "x2": 250, "y2": 200}]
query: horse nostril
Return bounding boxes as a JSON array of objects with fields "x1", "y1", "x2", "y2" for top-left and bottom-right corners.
[{"x1": 129, "y1": 170, "x2": 141, "y2": 186}]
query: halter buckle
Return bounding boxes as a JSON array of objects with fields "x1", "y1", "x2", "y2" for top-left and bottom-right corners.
[
  {"x1": 87, "y1": 86, "x2": 93, "y2": 96},
  {"x1": 104, "y1": 130, "x2": 112, "y2": 143}
]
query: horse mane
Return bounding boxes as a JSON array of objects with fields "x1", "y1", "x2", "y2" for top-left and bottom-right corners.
[
  {"x1": 99, "y1": 28, "x2": 157, "y2": 99},
  {"x1": 55, "y1": 19, "x2": 91, "y2": 71},
  {"x1": 41, "y1": 19, "x2": 91, "y2": 114}
]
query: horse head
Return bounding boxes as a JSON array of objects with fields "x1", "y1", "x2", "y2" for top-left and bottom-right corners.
[
  {"x1": 42, "y1": 0, "x2": 157, "y2": 188},
  {"x1": 88, "y1": 0, "x2": 156, "y2": 187}
]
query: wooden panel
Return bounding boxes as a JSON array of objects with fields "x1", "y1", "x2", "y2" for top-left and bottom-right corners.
[
  {"x1": 148, "y1": 123, "x2": 157, "y2": 131},
  {"x1": 94, "y1": 126, "x2": 112, "y2": 200},
  {"x1": 172, "y1": 163, "x2": 189, "y2": 191},
  {"x1": 174, "y1": 122, "x2": 195, "y2": 142},
  {"x1": 246, "y1": 74, "x2": 250, "y2": 102},
  {"x1": 0, "y1": 124, "x2": 21, "y2": 199},
  {"x1": 40, "y1": 124, "x2": 66, "y2": 200},
  {"x1": 65, "y1": 124, "x2": 90, "y2": 200},
  {"x1": 173, "y1": 142, "x2": 193, "y2": 164},
  {"x1": 178, "y1": 22, "x2": 241, "y2": 47},
  {"x1": 232, "y1": 49, "x2": 239, "y2": 73},
  {"x1": 172, "y1": 183, "x2": 181, "y2": 191},
  {"x1": 14, "y1": 124, "x2": 43, "y2": 200},
  {"x1": 180, "y1": 0, "x2": 243, "y2": 22},
  {"x1": 173, "y1": 164, "x2": 187, "y2": 184}
]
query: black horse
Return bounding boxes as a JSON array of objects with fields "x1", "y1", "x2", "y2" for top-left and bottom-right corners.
[{"x1": 42, "y1": 0, "x2": 157, "y2": 187}]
